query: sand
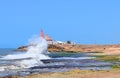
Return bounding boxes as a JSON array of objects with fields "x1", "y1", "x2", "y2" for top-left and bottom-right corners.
[
  {"x1": 9, "y1": 69, "x2": 119, "y2": 78},
  {"x1": 1, "y1": 69, "x2": 119, "y2": 78}
]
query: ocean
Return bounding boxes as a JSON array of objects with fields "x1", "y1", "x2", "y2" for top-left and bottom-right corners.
[
  {"x1": 0, "y1": 48, "x2": 112, "y2": 77},
  {"x1": 0, "y1": 37, "x2": 113, "y2": 77}
]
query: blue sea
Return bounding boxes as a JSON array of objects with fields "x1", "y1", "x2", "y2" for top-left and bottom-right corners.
[{"x1": 0, "y1": 48, "x2": 113, "y2": 77}]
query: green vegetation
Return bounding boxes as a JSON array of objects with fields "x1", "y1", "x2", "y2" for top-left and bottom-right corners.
[
  {"x1": 94, "y1": 55, "x2": 120, "y2": 62},
  {"x1": 49, "y1": 52, "x2": 77, "y2": 57},
  {"x1": 111, "y1": 65, "x2": 120, "y2": 69},
  {"x1": 66, "y1": 41, "x2": 71, "y2": 44},
  {"x1": 94, "y1": 51, "x2": 103, "y2": 53},
  {"x1": 93, "y1": 54, "x2": 120, "y2": 69},
  {"x1": 58, "y1": 52, "x2": 77, "y2": 57}
]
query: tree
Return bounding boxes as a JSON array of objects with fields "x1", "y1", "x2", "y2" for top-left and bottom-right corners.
[{"x1": 67, "y1": 41, "x2": 71, "y2": 44}]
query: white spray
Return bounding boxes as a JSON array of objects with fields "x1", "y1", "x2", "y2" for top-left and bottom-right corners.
[{"x1": 0, "y1": 37, "x2": 50, "y2": 71}]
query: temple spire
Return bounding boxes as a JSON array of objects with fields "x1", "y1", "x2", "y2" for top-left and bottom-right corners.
[{"x1": 40, "y1": 29, "x2": 44, "y2": 38}]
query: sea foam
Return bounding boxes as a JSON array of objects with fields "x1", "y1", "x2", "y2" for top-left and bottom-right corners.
[{"x1": 0, "y1": 37, "x2": 50, "y2": 71}]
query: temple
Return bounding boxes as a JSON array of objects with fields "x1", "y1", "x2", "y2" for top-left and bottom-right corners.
[
  {"x1": 40, "y1": 29, "x2": 75, "y2": 45},
  {"x1": 40, "y1": 29, "x2": 65, "y2": 44},
  {"x1": 45, "y1": 34, "x2": 52, "y2": 41},
  {"x1": 40, "y1": 29, "x2": 45, "y2": 38},
  {"x1": 40, "y1": 29, "x2": 53, "y2": 41}
]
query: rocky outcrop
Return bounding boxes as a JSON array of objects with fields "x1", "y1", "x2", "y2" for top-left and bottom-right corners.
[
  {"x1": 17, "y1": 46, "x2": 28, "y2": 51},
  {"x1": 17, "y1": 44, "x2": 65, "y2": 52},
  {"x1": 48, "y1": 44, "x2": 65, "y2": 52},
  {"x1": 17, "y1": 44, "x2": 120, "y2": 54}
]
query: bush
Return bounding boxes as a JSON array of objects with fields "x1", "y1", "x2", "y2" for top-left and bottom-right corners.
[{"x1": 67, "y1": 41, "x2": 71, "y2": 44}]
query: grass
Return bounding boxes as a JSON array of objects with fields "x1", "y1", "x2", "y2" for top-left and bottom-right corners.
[
  {"x1": 94, "y1": 55, "x2": 120, "y2": 62},
  {"x1": 93, "y1": 54, "x2": 120, "y2": 69},
  {"x1": 111, "y1": 65, "x2": 120, "y2": 69}
]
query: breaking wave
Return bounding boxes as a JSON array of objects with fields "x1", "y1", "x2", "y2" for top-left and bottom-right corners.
[{"x1": 0, "y1": 37, "x2": 50, "y2": 71}]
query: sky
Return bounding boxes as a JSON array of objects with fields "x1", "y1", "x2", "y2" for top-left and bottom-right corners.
[{"x1": 0, "y1": 0, "x2": 120, "y2": 48}]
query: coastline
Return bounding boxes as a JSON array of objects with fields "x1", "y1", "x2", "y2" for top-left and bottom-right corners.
[
  {"x1": 10, "y1": 44, "x2": 120, "y2": 78},
  {"x1": 21, "y1": 69, "x2": 120, "y2": 78},
  {"x1": 18, "y1": 44, "x2": 120, "y2": 55},
  {"x1": 1, "y1": 69, "x2": 120, "y2": 78},
  {"x1": 1, "y1": 44, "x2": 120, "y2": 78}
]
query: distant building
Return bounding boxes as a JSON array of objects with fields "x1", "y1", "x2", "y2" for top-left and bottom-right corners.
[
  {"x1": 40, "y1": 29, "x2": 75, "y2": 45},
  {"x1": 40, "y1": 29, "x2": 45, "y2": 38},
  {"x1": 40, "y1": 29, "x2": 53, "y2": 44},
  {"x1": 45, "y1": 34, "x2": 52, "y2": 41}
]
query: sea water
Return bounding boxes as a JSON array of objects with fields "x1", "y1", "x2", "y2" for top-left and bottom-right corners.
[
  {"x1": 0, "y1": 37, "x2": 50, "y2": 70},
  {"x1": 0, "y1": 37, "x2": 113, "y2": 77}
]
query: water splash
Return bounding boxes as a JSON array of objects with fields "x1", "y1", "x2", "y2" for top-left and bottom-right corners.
[{"x1": 0, "y1": 37, "x2": 50, "y2": 71}]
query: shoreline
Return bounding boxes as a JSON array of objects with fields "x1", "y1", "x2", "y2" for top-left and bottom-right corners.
[
  {"x1": 1, "y1": 45, "x2": 120, "y2": 78},
  {"x1": 1, "y1": 69, "x2": 120, "y2": 78},
  {"x1": 10, "y1": 44, "x2": 120, "y2": 78},
  {"x1": 22, "y1": 69, "x2": 120, "y2": 78},
  {"x1": 18, "y1": 44, "x2": 120, "y2": 55}
]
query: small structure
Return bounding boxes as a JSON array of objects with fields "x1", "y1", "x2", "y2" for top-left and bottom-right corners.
[
  {"x1": 40, "y1": 29, "x2": 71, "y2": 45},
  {"x1": 40, "y1": 29, "x2": 53, "y2": 44},
  {"x1": 45, "y1": 35, "x2": 52, "y2": 41},
  {"x1": 40, "y1": 29, "x2": 45, "y2": 38}
]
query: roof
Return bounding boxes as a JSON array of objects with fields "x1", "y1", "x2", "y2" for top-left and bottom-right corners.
[{"x1": 45, "y1": 35, "x2": 52, "y2": 41}]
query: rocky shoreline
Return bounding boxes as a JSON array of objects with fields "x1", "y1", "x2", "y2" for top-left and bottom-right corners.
[
  {"x1": 1, "y1": 44, "x2": 120, "y2": 78},
  {"x1": 17, "y1": 44, "x2": 120, "y2": 54}
]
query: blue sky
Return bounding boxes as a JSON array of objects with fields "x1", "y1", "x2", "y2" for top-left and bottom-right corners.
[{"x1": 0, "y1": 0, "x2": 120, "y2": 48}]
